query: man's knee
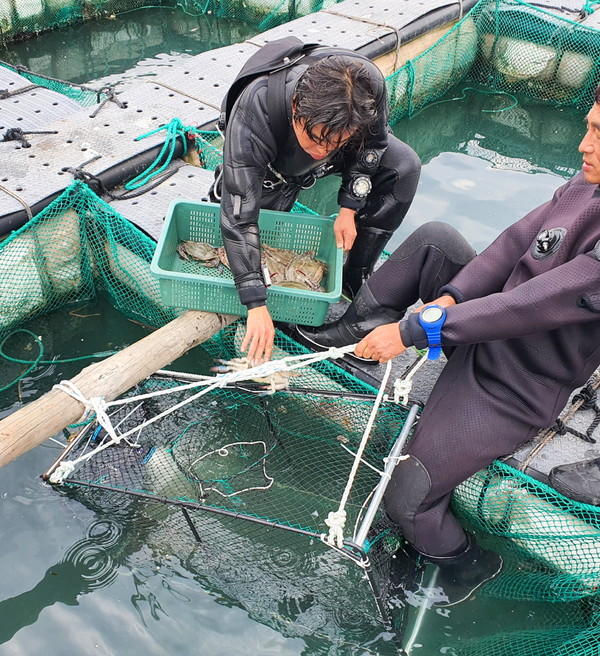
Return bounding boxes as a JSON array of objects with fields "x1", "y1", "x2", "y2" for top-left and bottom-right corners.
[
  {"x1": 383, "y1": 136, "x2": 421, "y2": 179},
  {"x1": 384, "y1": 455, "x2": 432, "y2": 544},
  {"x1": 389, "y1": 221, "x2": 475, "y2": 266}
]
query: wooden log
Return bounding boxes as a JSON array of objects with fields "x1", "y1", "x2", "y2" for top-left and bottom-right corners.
[{"x1": 0, "y1": 310, "x2": 237, "y2": 468}]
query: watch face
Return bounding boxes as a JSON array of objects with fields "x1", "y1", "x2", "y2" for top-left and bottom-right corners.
[
  {"x1": 352, "y1": 176, "x2": 372, "y2": 198},
  {"x1": 421, "y1": 306, "x2": 443, "y2": 323}
]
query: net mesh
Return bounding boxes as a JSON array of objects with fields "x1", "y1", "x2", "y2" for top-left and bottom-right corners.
[
  {"x1": 0, "y1": 180, "x2": 179, "y2": 345},
  {"x1": 386, "y1": 0, "x2": 600, "y2": 123},
  {"x1": 0, "y1": 60, "x2": 101, "y2": 105},
  {"x1": 53, "y1": 328, "x2": 411, "y2": 525},
  {"x1": 0, "y1": 0, "x2": 342, "y2": 45},
  {"x1": 454, "y1": 460, "x2": 600, "y2": 603},
  {"x1": 60, "y1": 487, "x2": 405, "y2": 652},
  {"x1": 1, "y1": 179, "x2": 411, "y2": 638}
]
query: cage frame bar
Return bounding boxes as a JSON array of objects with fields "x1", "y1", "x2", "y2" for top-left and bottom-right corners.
[{"x1": 354, "y1": 403, "x2": 420, "y2": 548}]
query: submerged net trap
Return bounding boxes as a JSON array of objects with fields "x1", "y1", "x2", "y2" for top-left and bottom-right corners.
[
  {"x1": 44, "y1": 322, "x2": 419, "y2": 636},
  {"x1": 46, "y1": 331, "x2": 413, "y2": 546}
]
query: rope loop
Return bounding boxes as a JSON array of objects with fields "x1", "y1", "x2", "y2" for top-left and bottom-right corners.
[
  {"x1": 90, "y1": 86, "x2": 127, "y2": 119},
  {"x1": 64, "y1": 167, "x2": 105, "y2": 191},
  {"x1": 97, "y1": 85, "x2": 127, "y2": 109},
  {"x1": 53, "y1": 380, "x2": 110, "y2": 428},
  {"x1": 393, "y1": 353, "x2": 427, "y2": 405},
  {"x1": 124, "y1": 118, "x2": 194, "y2": 191}
]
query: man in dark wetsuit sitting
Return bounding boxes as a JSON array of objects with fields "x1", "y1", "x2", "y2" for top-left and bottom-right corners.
[
  {"x1": 209, "y1": 47, "x2": 421, "y2": 364},
  {"x1": 296, "y1": 83, "x2": 600, "y2": 606}
]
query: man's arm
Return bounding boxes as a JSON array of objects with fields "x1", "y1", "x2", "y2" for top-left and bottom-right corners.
[
  {"x1": 401, "y1": 174, "x2": 597, "y2": 349},
  {"x1": 399, "y1": 248, "x2": 600, "y2": 350},
  {"x1": 443, "y1": 250, "x2": 600, "y2": 345},
  {"x1": 337, "y1": 58, "x2": 389, "y2": 214},
  {"x1": 220, "y1": 80, "x2": 279, "y2": 363},
  {"x1": 441, "y1": 177, "x2": 576, "y2": 303},
  {"x1": 220, "y1": 79, "x2": 277, "y2": 308}
]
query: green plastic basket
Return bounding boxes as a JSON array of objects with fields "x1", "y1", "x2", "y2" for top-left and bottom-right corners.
[{"x1": 150, "y1": 200, "x2": 343, "y2": 326}]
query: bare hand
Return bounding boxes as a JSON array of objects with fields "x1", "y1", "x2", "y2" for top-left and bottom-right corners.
[
  {"x1": 241, "y1": 306, "x2": 275, "y2": 364},
  {"x1": 355, "y1": 323, "x2": 406, "y2": 363},
  {"x1": 333, "y1": 208, "x2": 357, "y2": 250}
]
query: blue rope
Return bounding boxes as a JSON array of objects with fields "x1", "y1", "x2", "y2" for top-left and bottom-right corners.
[
  {"x1": 582, "y1": 1, "x2": 597, "y2": 15},
  {"x1": 0, "y1": 328, "x2": 116, "y2": 392},
  {"x1": 124, "y1": 118, "x2": 193, "y2": 191}
]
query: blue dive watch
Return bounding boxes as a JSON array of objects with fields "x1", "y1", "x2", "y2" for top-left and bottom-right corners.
[{"x1": 418, "y1": 304, "x2": 447, "y2": 360}]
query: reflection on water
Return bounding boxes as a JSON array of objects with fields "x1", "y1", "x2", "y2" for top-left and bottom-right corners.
[
  {"x1": 299, "y1": 89, "x2": 584, "y2": 254},
  {"x1": 4, "y1": 484, "x2": 598, "y2": 655},
  {"x1": 0, "y1": 519, "x2": 122, "y2": 643},
  {"x1": 394, "y1": 87, "x2": 585, "y2": 176},
  {"x1": 0, "y1": 7, "x2": 257, "y2": 86}
]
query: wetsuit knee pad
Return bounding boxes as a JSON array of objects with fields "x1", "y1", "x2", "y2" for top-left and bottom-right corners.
[
  {"x1": 389, "y1": 221, "x2": 475, "y2": 266},
  {"x1": 384, "y1": 455, "x2": 432, "y2": 541}
]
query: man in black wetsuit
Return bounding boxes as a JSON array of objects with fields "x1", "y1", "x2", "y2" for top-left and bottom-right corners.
[
  {"x1": 210, "y1": 46, "x2": 421, "y2": 364},
  {"x1": 296, "y1": 84, "x2": 600, "y2": 605}
]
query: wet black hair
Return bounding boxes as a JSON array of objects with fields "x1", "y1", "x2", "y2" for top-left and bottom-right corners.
[{"x1": 291, "y1": 56, "x2": 378, "y2": 147}]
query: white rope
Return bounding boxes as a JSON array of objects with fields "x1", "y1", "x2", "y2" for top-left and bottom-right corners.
[
  {"x1": 338, "y1": 440, "x2": 410, "y2": 542},
  {"x1": 338, "y1": 442, "x2": 383, "y2": 476},
  {"x1": 189, "y1": 440, "x2": 274, "y2": 497},
  {"x1": 393, "y1": 353, "x2": 428, "y2": 405},
  {"x1": 323, "y1": 359, "x2": 394, "y2": 549},
  {"x1": 54, "y1": 380, "x2": 118, "y2": 442},
  {"x1": 48, "y1": 344, "x2": 357, "y2": 483},
  {"x1": 49, "y1": 382, "x2": 144, "y2": 483}
]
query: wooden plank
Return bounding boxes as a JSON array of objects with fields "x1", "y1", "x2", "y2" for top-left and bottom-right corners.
[{"x1": 0, "y1": 310, "x2": 237, "y2": 468}]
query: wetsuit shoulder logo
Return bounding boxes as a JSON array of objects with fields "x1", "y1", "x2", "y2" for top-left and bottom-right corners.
[{"x1": 531, "y1": 227, "x2": 566, "y2": 259}]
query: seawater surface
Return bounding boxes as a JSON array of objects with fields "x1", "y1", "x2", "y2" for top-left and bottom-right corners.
[{"x1": 0, "y1": 14, "x2": 591, "y2": 656}]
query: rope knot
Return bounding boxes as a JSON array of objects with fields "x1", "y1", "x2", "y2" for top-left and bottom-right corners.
[
  {"x1": 393, "y1": 378, "x2": 412, "y2": 405},
  {"x1": 325, "y1": 509, "x2": 347, "y2": 548},
  {"x1": 553, "y1": 418, "x2": 567, "y2": 435},
  {"x1": 2, "y1": 127, "x2": 30, "y2": 148},
  {"x1": 572, "y1": 384, "x2": 597, "y2": 410},
  {"x1": 329, "y1": 346, "x2": 352, "y2": 360},
  {"x1": 97, "y1": 85, "x2": 127, "y2": 109},
  {"x1": 48, "y1": 461, "x2": 76, "y2": 485}
]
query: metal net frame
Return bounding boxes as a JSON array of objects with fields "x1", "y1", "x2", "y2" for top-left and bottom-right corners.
[{"x1": 43, "y1": 325, "x2": 419, "y2": 633}]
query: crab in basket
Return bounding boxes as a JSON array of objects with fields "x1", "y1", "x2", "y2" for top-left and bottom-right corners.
[
  {"x1": 210, "y1": 357, "x2": 300, "y2": 394},
  {"x1": 176, "y1": 240, "x2": 326, "y2": 291},
  {"x1": 262, "y1": 244, "x2": 327, "y2": 291}
]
